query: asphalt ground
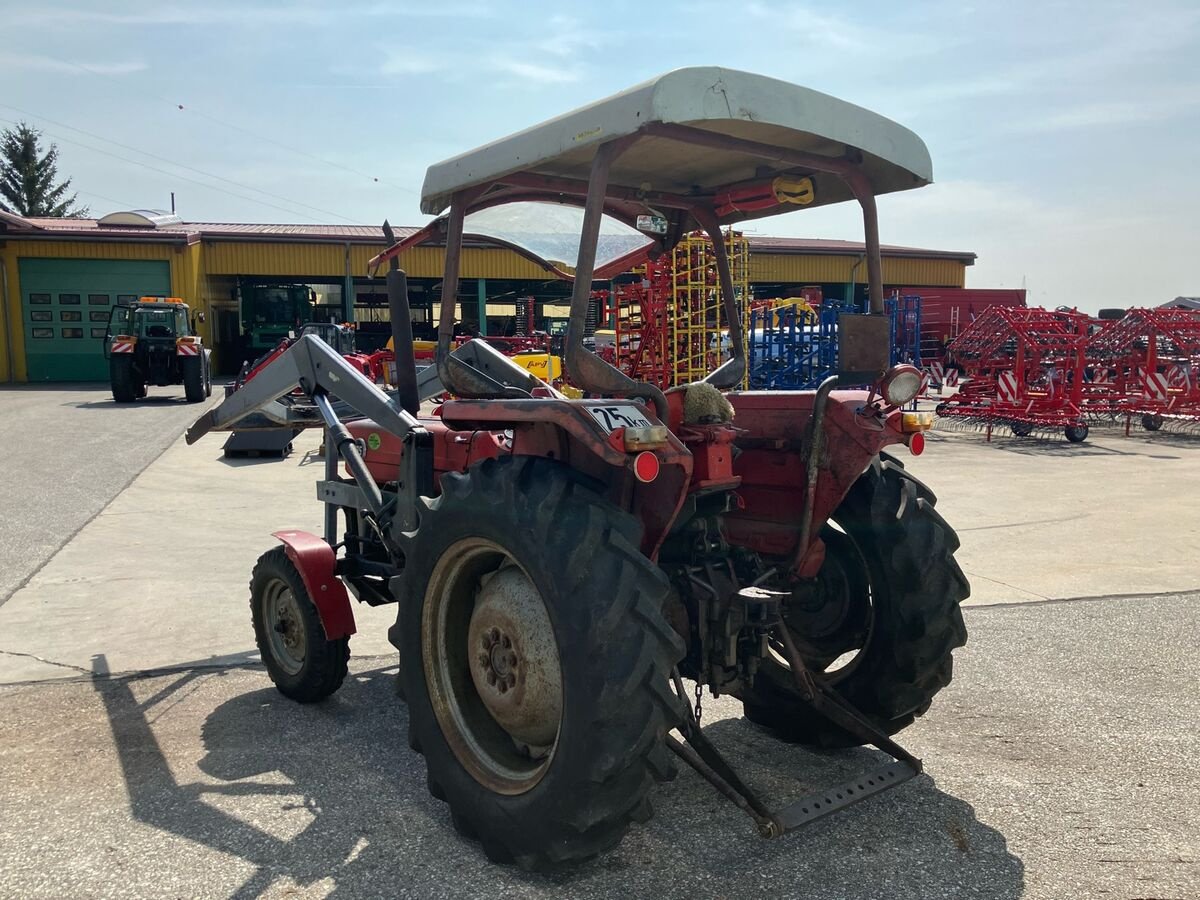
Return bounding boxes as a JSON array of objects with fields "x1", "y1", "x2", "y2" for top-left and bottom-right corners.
[
  {"x1": 1, "y1": 592, "x2": 1196, "y2": 899},
  {"x1": 0, "y1": 384, "x2": 219, "y2": 605},
  {"x1": 1, "y1": 385, "x2": 1198, "y2": 897}
]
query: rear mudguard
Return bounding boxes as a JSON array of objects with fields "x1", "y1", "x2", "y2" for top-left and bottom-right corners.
[
  {"x1": 723, "y1": 390, "x2": 919, "y2": 569},
  {"x1": 271, "y1": 530, "x2": 356, "y2": 640}
]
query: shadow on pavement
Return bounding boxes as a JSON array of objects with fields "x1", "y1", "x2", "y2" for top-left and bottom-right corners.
[
  {"x1": 69, "y1": 396, "x2": 195, "y2": 409},
  {"x1": 94, "y1": 655, "x2": 1024, "y2": 899}
]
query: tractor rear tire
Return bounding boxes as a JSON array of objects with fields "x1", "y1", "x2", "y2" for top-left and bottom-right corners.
[
  {"x1": 250, "y1": 547, "x2": 349, "y2": 703},
  {"x1": 110, "y1": 357, "x2": 138, "y2": 403},
  {"x1": 741, "y1": 455, "x2": 969, "y2": 748},
  {"x1": 392, "y1": 456, "x2": 683, "y2": 870},
  {"x1": 1065, "y1": 424, "x2": 1089, "y2": 443},
  {"x1": 182, "y1": 356, "x2": 206, "y2": 403}
]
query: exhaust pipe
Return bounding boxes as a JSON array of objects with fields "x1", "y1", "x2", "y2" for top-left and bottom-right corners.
[{"x1": 383, "y1": 221, "x2": 420, "y2": 415}]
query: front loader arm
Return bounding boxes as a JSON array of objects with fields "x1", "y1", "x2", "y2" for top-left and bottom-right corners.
[{"x1": 186, "y1": 335, "x2": 420, "y2": 445}]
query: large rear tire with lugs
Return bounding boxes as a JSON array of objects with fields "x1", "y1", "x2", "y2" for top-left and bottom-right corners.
[
  {"x1": 392, "y1": 456, "x2": 683, "y2": 870},
  {"x1": 741, "y1": 454, "x2": 969, "y2": 747},
  {"x1": 110, "y1": 356, "x2": 138, "y2": 402},
  {"x1": 182, "y1": 355, "x2": 206, "y2": 403}
]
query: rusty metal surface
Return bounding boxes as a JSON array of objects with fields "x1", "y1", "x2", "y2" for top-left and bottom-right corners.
[
  {"x1": 466, "y1": 565, "x2": 562, "y2": 749},
  {"x1": 421, "y1": 538, "x2": 559, "y2": 795}
]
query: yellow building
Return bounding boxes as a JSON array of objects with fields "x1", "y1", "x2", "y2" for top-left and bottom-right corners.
[{"x1": 0, "y1": 209, "x2": 974, "y2": 382}]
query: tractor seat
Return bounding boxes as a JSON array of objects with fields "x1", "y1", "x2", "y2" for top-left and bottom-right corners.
[{"x1": 146, "y1": 325, "x2": 172, "y2": 337}]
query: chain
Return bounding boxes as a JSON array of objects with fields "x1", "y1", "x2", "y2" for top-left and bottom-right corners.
[{"x1": 693, "y1": 680, "x2": 704, "y2": 724}]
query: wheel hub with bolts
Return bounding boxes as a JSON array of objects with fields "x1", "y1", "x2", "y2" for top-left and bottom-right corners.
[
  {"x1": 265, "y1": 581, "x2": 305, "y2": 675},
  {"x1": 466, "y1": 565, "x2": 563, "y2": 750}
]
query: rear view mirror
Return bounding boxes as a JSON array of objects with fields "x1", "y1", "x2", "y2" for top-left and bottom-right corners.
[{"x1": 196, "y1": 312, "x2": 206, "y2": 323}]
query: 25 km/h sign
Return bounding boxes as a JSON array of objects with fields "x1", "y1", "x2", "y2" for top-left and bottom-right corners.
[{"x1": 587, "y1": 404, "x2": 653, "y2": 432}]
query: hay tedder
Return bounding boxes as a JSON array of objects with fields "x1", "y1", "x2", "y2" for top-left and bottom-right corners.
[
  {"x1": 937, "y1": 305, "x2": 1091, "y2": 441},
  {"x1": 186, "y1": 68, "x2": 968, "y2": 868},
  {"x1": 1082, "y1": 307, "x2": 1200, "y2": 433}
]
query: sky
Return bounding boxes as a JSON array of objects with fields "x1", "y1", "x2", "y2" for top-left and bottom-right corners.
[{"x1": 1, "y1": 0, "x2": 1197, "y2": 310}]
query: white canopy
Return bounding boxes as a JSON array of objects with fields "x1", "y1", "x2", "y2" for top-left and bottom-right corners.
[{"x1": 420, "y1": 67, "x2": 932, "y2": 221}]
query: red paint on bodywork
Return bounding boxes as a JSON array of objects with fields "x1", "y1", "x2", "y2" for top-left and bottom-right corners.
[
  {"x1": 346, "y1": 418, "x2": 506, "y2": 485},
  {"x1": 271, "y1": 530, "x2": 357, "y2": 640},
  {"x1": 723, "y1": 390, "x2": 905, "y2": 564}
]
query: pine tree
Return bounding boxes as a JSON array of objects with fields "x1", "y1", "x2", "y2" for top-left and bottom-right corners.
[{"x1": 0, "y1": 122, "x2": 89, "y2": 217}]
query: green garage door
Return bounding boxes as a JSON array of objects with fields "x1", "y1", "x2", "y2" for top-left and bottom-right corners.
[{"x1": 20, "y1": 258, "x2": 172, "y2": 381}]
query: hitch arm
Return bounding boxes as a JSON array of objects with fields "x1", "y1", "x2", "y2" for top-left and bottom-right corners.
[{"x1": 185, "y1": 334, "x2": 421, "y2": 445}]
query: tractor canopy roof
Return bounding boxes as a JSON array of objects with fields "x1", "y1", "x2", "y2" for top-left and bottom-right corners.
[{"x1": 419, "y1": 66, "x2": 932, "y2": 220}]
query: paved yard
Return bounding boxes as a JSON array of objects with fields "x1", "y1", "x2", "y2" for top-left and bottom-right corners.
[
  {"x1": 0, "y1": 592, "x2": 1195, "y2": 899},
  {"x1": 0, "y1": 387, "x2": 1197, "y2": 898},
  {"x1": 0, "y1": 384, "x2": 218, "y2": 605}
]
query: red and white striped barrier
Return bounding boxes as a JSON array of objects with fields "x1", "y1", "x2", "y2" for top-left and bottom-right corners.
[
  {"x1": 110, "y1": 339, "x2": 135, "y2": 354},
  {"x1": 176, "y1": 342, "x2": 200, "y2": 357},
  {"x1": 996, "y1": 370, "x2": 1019, "y2": 403},
  {"x1": 1138, "y1": 368, "x2": 1169, "y2": 401}
]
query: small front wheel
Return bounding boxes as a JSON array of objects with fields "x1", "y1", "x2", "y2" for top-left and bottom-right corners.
[
  {"x1": 1142, "y1": 414, "x2": 1163, "y2": 432},
  {"x1": 1065, "y1": 424, "x2": 1089, "y2": 443},
  {"x1": 250, "y1": 547, "x2": 349, "y2": 702},
  {"x1": 1011, "y1": 422, "x2": 1033, "y2": 437}
]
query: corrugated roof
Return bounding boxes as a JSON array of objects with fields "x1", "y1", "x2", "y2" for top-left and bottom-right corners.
[
  {"x1": 13, "y1": 217, "x2": 414, "y2": 242},
  {"x1": 4, "y1": 216, "x2": 974, "y2": 262},
  {"x1": 747, "y1": 235, "x2": 975, "y2": 262},
  {"x1": 0, "y1": 209, "x2": 38, "y2": 228}
]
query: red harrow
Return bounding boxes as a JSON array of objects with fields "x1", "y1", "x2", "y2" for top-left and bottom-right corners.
[
  {"x1": 937, "y1": 306, "x2": 1091, "y2": 442},
  {"x1": 1082, "y1": 307, "x2": 1200, "y2": 434}
]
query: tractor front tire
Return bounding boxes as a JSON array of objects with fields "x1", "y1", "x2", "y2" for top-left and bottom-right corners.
[
  {"x1": 392, "y1": 456, "x2": 683, "y2": 870},
  {"x1": 110, "y1": 357, "x2": 138, "y2": 403},
  {"x1": 250, "y1": 547, "x2": 349, "y2": 703},
  {"x1": 182, "y1": 356, "x2": 206, "y2": 403},
  {"x1": 203, "y1": 352, "x2": 213, "y2": 398},
  {"x1": 741, "y1": 455, "x2": 969, "y2": 747}
]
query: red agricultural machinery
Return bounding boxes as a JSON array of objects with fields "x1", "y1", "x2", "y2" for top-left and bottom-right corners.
[
  {"x1": 220, "y1": 321, "x2": 388, "y2": 457},
  {"x1": 187, "y1": 68, "x2": 968, "y2": 868},
  {"x1": 937, "y1": 305, "x2": 1092, "y2": 442},
  {"x1": 1082, "y1": 306, "x2": 1200, "y2": 434}
]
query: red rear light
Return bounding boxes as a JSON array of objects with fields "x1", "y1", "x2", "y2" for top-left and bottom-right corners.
[
  {"x1": 908, "y1": 431, "x2": 925, "y2": 456},
  {"x1": 633, "y1": 451, "x2": 660, "y2": 483}
]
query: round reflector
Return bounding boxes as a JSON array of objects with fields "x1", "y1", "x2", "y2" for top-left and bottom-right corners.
[
  {"x1": 909, "y1": 431, "x2": 925, "y2": 456},
  {"x1": 633, "y1": 451, "x2": 660, "y2": 483}
]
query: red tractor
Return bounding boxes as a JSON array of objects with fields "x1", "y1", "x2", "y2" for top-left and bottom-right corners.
[{"x1": 188, "y1": 67, "x2": 968, "y2": 868}]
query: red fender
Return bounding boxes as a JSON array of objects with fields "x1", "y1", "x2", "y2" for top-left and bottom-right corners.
[{"x1": 271, "y1": 530, "x2": 356, "y2": 640}]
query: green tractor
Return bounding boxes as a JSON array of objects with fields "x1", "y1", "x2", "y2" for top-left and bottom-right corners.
[{"x1": 104, "y1": 297, "x2": 212, "y2": 403}]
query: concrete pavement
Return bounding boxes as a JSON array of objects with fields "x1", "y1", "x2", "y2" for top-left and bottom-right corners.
[
  {"x1": 0, "y1": 384, "x2": 219, "y2": 606},
  {"x1": 1, "y1": 592, "x2": 1195, "y2": 899},
  {"x1": 4, "y1": 408, "x2": 1199, "y2": 684},
  {"x1": 1, "y1": 387, "x2": 1199, "y2": 897}
]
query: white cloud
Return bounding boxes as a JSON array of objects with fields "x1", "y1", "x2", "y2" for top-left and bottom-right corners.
[
  {"x1": 9, "y1": 1, "x2": 491, "y2": 29},
  {"x1": 378, "y1": 53, "x2": 446, "y2": 76},
  {"x1": 488, "y1": 58, "x2": 579, "y2": 85},
  {"x1": 0, "y1": 53, "x2": 146, "y2": 75}
]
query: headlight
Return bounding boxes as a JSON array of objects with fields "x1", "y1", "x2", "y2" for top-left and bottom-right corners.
[{"x1": 880, "y1": 365, "x2": 923, "y2": 407}]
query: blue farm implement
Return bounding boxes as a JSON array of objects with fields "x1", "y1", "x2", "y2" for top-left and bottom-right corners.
[{"x1": 746, "y1": 293, "x2": 922, "y2": 390}]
